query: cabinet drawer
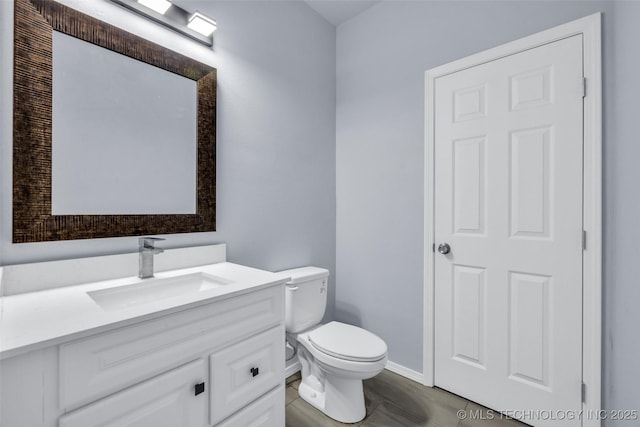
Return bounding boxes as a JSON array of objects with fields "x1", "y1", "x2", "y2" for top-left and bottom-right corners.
[
  {"x1": 59, "y1": 359, "x2": 206, "y2": 427},
  {"x1": 209, "y1": 326, "x2": 284, "y2": 425},
  {"x1": 59, "y1": 285, "x2": 283, "y2": 410},
  {"x1": 216, "y1": 385, "x2": 284, "y2": 427}
]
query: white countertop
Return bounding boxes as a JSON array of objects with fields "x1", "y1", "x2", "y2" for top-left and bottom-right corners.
[{"x1": 0, "y1": 262, "x2": 290, "y2": 360}]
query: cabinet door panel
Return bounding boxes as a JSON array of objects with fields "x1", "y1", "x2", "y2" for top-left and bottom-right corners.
[
  {"x1": 217, "y1": 386, "x2": 284, "y2": 427},
  {"x1": 0, "y1": 350, "x2": 45, "y2": 427},
  {"x1": 59, "y1": 359, "x2": 206, "y2": 427},
  {"x1": 210, "y1": 326, "x2": 284, "y2": 425}
]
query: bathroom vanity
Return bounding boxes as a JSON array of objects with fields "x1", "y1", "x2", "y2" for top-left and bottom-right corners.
[{"x1": 0, "y1": 245, "x2": 288, "y2": 427}]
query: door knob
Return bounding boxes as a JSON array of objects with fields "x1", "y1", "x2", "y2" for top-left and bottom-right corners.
[{"x1": 437, "y1": 243, "x2": 451, "y2": 255}]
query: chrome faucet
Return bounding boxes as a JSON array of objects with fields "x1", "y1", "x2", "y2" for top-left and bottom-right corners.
[{"x1": 138, "y1": 237, "x2": 165, "y2": 279}]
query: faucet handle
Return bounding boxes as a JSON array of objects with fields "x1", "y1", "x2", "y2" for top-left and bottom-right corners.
[{"x1": 139, "y1": 236, "x2": 166, "y2": 249}]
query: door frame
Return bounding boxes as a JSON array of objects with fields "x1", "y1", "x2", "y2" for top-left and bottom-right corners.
[{"x1": 423, "y1": 13, "x2": 602, "y2": 424}]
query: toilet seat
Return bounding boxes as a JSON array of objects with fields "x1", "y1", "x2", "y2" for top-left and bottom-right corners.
[{"x1": 308, "y1": 321, "x2": 387, "y2": 362}]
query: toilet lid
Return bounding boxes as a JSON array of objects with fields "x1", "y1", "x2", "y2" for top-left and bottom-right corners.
[{"x1": 308, "y1": 321, "x2": 387, "y2": 362}]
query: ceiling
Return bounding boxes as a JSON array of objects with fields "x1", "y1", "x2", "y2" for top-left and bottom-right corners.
[{"x1": 303, "y1": 0, "x2": 380, "y2": 26}]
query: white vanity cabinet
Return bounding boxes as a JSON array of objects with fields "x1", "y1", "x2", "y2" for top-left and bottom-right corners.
[{"x1": 0, "y1": 284, "x2": 285, "y2": 427}]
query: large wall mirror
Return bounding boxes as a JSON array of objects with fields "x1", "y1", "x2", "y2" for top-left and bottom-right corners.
[{"x1": 13, "y1": 0, "x2": 216, "y2": 243}]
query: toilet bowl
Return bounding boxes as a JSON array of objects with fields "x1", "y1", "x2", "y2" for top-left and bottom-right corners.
[
  {"x1": 294, "y1": 321, "x2": 387, "y2": 423},
  {"x1": 278, "y1": 267, "x2": 388, "y2": 423}
]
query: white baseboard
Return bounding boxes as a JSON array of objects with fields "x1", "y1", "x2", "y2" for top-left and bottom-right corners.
[
  {"x1": 285, "y1": 359, "x2": 301, "y2": 378},
  {"x1": 385, "y1": 361, "x2": 425, "y2": 384}
]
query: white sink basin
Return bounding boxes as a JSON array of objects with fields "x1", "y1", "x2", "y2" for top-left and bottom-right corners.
[{"x1": 87, "y1": 272, "x2": 234, "y2": 311}]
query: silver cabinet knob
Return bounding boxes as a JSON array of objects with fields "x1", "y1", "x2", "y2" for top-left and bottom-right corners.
[{"x1": 438, "y1": 243, "x2": 451, "y2": 255}]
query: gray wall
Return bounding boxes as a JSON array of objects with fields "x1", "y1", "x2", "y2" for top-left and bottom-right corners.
[
  {"x1": 1, "y1": 0, "x2": 336, "y2": 314},
  {"x1": 336, "y1": 0, "x2": 638, "y2": 419},
  {"x1": 604, "y1": 0, "x2": 640, "y2": 418}
]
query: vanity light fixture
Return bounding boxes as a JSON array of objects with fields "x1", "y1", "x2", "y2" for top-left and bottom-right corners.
[
  {"x1": 111, "y1": 0, "x2": 216, "y2": 46},
  {"x1": 137, "y1": 0, "x2": 171, "y2": 15},
  {"x1": 187, "y1": 12, "x2": 217, "y2": 37}
]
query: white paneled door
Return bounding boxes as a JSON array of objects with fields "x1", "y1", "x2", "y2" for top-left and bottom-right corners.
[{"x1": 434, "y1": 35, "x2": 584, "y2": 426}]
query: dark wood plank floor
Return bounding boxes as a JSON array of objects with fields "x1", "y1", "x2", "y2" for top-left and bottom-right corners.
[{"x1": 285, "y1": 370, "x2": 528, "y2": 427}]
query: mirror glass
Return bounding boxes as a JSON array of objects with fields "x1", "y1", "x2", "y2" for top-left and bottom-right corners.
[{"x1": 51, "y1": 31, "x2": 197, "y2": 215}]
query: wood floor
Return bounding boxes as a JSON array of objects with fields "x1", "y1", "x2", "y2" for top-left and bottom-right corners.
[{"x1": 285, "y1": 370, "x2": 529, "y2": 427}]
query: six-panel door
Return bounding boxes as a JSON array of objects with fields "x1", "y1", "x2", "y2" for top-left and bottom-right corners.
[{"x1": 434, "y1": 35, "x2": 584, "y2": 426}]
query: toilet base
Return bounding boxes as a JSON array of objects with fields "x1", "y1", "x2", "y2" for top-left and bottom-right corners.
[{"x1": 298, "y1": 373, "x2": 366, "y2": 423}]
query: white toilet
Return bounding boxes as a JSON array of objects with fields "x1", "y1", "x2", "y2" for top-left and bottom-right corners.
[{"x1": 279, "y1": 266, "x2": 388, "y2": 423}]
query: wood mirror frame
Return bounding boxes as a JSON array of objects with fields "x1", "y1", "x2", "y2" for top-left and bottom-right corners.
[{"x1": 13, "y1": 0, "x2": 216, "y2": 243}]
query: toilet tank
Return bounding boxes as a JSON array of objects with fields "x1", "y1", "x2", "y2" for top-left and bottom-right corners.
[{"x1": 278, "y1": 266, "x2": 329, "y2": 333}]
